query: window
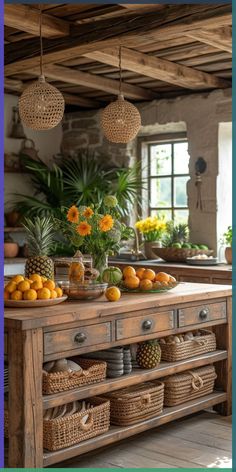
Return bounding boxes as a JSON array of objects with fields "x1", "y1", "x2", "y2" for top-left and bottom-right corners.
[{"x1": 147, "y1": 139, "x2": 190, "y2": 223}]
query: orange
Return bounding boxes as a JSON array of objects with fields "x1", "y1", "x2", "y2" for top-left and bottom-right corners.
[
  {"x1": 12, "y1": 275, "x2": 24, "y2": 284},
  {"x1": 123, "y1": 266, "x2": 136, "y2": 278},
  {"x1": 155, "y1": 272, "x2": 170, "y2": 283},
  {"x1": 31, "y1": 281, "x2": 43, "y2": 291},
  {"x1": 11, "y1": 290, "x2": 23, "y2": 301},
  {"x1": 4, "y1": 291, "x2": 9, "y2": 300},
  {"x1": 5, "y1": 282, "x2": 17, "y2": 294},
  {"x1": 43, "y1": 280, "x2": 55, "y2": 291},
  {"x1": 55, "y1": 287, "x2": 63, "y2": 298},
  {"x1": 50, "y1": 290, "x2": 57, "y2": 299},
  {"x1": 136, "y1": 267, "x2": 146, "y2": 280},
  {"x1": 30, "y1": 274, "x2": 42, "y2": 283},
  {"x1": 41, "y1": 276, "x2": 47, "y2": 283},
  {"x1": 17, "y1": 280, "x2": 31, "y2": 292},
  {"x1": 142, "y1": 269, "x2": 156, "y2": 281},
  {"x1": 24, "y1": 278, "x2": 33, "y2": 284},
  {"x1": 140, "y1": 279, "x2": 153, "y2": 291},
  {"x1": 124, "y1": 276, "x2": 140, "y2": 290},
  {"x1": 23, "y1": 289, "x2": 37, "y2": 301},
  {"x1": 105, "y1": 286, "x2": 121, "y2": 302},
  {"x1": 37, "y1": 288, "x2": 51, "y2": 300},
  {"x1": 153, "y1": 281, "x2": 162, "y2": 289}
]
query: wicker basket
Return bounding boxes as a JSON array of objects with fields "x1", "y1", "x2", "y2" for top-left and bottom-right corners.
[
  {"x1": 152, "y1": 247, "x2": 213, "y2": 262},
  {"x1": 43, "y1": 358, "x2": 107, "y2": 394},
  {"x1": 43, "y1": 397, "x2": 110, "y2": 451},
  {"x1": 161, "y1": 330, "x2": 216, "y2": 362},
  {"x1": 103, "y1": 381, "x2": 164, "y2": 426},
  {"x1": 163, "y1": 365, "x2": 217, "y2": 406}
]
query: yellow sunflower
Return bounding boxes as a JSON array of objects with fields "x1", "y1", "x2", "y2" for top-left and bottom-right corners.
[
  {"x1": 83, "y1": 207, "x2": 94, "y2": 219},
  {"x1": 67, "y1": 205, "x2": 79, "y2": 223},
  {"x1": 99, "y1": 214, "x2": 114, "y2": 232},
  {"x1": 76, "y1": 221, "x2": 92, "y2": 236}
]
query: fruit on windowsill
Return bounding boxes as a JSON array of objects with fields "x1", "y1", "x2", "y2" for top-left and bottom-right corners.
[
  {"x1": 136, "y1": 340, "x2": 161, "y2": 369},
  {"x1": 105, "y1": 286, "x2": 121, "y2": 302}
]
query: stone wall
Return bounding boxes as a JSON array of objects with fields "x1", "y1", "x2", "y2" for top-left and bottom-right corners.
[{"x1": 61, "y1": 88, "x2": 232, "y2": 253}]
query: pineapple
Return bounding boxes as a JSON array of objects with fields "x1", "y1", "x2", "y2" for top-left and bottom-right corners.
[
  {"x1": 172, "y1": 224, "x2": 189, "y2": 244},
  {"x1": 23, "y1": 217, "x2": 55, "y2": 279},
  {"x1": 136, "y1": 340, "x2": 161, "y2": 369}
]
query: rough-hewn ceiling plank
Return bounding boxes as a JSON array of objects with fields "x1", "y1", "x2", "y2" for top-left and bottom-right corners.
[
  {"x1": 5, "y1": 4, "x2": 231, "y2": 76},
  {"x1": 185, "y1": 27, "x2": 232, "y2": 54},
  {"x1": 84, "y1": 47, "x2": 229, "y2": 90},
  {"x1": 4, "y1": 77, "x2": 99, "y2": 108},
  {"x1": 4, "y1": 4, "x2": 70, "y2": 38},
  {"x1": 40, "y1": 64, "x2": 157, "y2": 100}
]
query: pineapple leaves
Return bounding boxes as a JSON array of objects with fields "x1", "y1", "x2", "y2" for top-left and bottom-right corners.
[{"x1": 22, "y1": 217, "x2": 56, "y2": 256}]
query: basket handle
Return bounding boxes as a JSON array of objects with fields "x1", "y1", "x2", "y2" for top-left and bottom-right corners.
[
  {"x1": 138, "y1": 393, "x2": 151, "y2": 409},
  {"x1": 79, "y1": 412, "x2": 94, "y2": 431},
  {"x1": 189, "y1": 371, "x2": 204, "y2": 391},
  {"x1": 193, "y1": 338, "x2": 208, "y2": 346}
]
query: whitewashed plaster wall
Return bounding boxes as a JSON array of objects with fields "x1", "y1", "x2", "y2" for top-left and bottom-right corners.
[
  {"x1": 217, "y1": 122, "x2": 232, "y2": 252},
  {"x1": 4, "y1": 93, "x2": 62, "y2": 212}
]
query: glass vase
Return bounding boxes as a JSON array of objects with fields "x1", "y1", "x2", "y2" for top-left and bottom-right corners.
[{"x1": 92, "y1": 253, "x2": 108, "y2": 276}]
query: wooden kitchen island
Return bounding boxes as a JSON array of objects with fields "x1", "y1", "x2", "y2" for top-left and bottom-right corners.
[{"x1": 4, "y1": 283, "x2": 232, "y2": 468}]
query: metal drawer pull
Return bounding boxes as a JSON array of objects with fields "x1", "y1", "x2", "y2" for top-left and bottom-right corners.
[
  {"x1": 74, "y1": 332, "x2": 87, "y2": 344},
  {"x1": 142, "y1": 320, "x2": 153, "y2": 330},
  {"x1": 199, "y1": 308, "x2": 209, "y2": 320}
]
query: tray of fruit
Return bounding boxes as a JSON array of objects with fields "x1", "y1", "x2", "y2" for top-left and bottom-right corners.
[
  {"x1": 118, "y1": 266, "x2": 178, "y2": 293},
  {"x1": 152, "y1": 245, "x2": 213, "y2": 263},
  {"x1": 4, "y1": 274, "x2": 67, "y2": 308}
]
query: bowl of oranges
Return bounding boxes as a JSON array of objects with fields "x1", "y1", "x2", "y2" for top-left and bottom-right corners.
[
  {"x1": 119, "y1": 266, "x2": 178, "y2": 293},
  {"x1": 4, "y1": 274, "x2": 67, "y2": 308}
]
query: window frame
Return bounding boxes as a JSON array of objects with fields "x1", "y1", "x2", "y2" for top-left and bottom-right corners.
[{"x1": 147, "y1": 139, "x2": 189, "y2": 220}]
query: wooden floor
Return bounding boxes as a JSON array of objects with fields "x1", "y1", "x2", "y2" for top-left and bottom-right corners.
[{"x1": 54, "y1": 411, "x2": 232, "y2": 469}]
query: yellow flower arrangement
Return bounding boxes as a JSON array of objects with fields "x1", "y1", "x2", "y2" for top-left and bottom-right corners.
[{"x1": 135, "y1": 216, "x2": 166, "y2": 242}]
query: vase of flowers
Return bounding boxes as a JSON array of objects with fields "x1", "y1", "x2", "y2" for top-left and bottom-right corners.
[
  {"x1": 57, "y1": 196, "x2": 132, "y2": 277},
  {"x1": 135, "y1": 215, "x2": 166, "y2": 259}
]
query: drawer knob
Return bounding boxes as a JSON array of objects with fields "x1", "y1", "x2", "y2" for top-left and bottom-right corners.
[
  {"x1": 142, "y1": 320, "x2": 153, "y2": 331},
  {"x1": 74, "y1": 332, "x2": 87, "y2": 344},
  {"x1": 199, "y1": 308, "x2": 209, "y2": 320}
]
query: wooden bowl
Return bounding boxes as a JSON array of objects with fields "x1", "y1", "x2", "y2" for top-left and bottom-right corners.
[
  {"x1": 4, "y1": 242, "x2": 19, "y2": 258},
  {"x1": 152, "y1": 247, "x2": 213, "y2": 262}
]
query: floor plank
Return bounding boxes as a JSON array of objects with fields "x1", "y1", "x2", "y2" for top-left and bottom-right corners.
[{"x1": 52, "y1": 411, "x2": 232, "y2": 469}]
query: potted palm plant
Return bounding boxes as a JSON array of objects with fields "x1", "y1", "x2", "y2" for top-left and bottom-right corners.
[{"x1": 223, "y1": 226, "x2": 232, "y2": 264}]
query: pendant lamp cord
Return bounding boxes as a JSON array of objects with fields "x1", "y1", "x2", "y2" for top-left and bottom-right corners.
[
  {"x1": 119, "y1": 46, "x2": 122, "y2": 95},
  {"x1": 39, "y1": 5, "x2": 43, "y2": 76}
]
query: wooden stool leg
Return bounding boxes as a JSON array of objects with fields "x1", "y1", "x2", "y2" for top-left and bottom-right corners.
[{"x1": 8, "y1": 328, "x2": 43, "y2": 468}]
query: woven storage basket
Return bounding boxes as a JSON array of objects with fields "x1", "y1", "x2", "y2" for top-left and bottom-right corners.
[
  {"x1": 152, "y1": 247, "x2": 213, "y2": 262},
  {"x1": 43, "y1": 358, "x2": 107, "y2": 394},
  {"x1": 161, "y1": 330, "x2": 216, "y2": 362},
  {"x1": 103, "y1": 381, "x2": 164, "y2": 426},
  {"x1": 43, "y1": 397, "x2": 110, "y2": 451},
  {"x1": 163, "y1": 365, "x2": 217, "y2": 407}
]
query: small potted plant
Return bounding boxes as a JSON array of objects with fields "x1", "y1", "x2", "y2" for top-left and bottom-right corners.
[
  {"x1": 223, "y1": 226, "x2": 232, "y2": 264},
  {"x1": 135, "y1": 215, "x2": 166, "y2": 259}
]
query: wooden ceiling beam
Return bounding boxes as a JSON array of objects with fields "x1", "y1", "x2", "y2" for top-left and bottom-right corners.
[
  {"x1": 5, "y1": 4, "x2": 231, "y2": 76},
  {"x1": 40, "y1": 64, "x2": 156, "y2": 100},
  {"x1": 4, "y1": 77, "x2": 99, "y2": 108},
  {"x1": 4, "y1": 4, "x2": 70, "y2": 38},
  {"x1": 185, "y1": 27, "x2": 232, "y2": 54},
  {"x1": 84, "y1": 47, "x2": 229, "y2": 90}
]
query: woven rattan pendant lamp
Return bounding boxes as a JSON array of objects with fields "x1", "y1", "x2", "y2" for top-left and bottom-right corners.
[
  {"x1": 19, "y1": 7, "x2": 64, "y2": 130},
  {"x1": 101, "y1": 47, "x2": 141, "y2": 143}
]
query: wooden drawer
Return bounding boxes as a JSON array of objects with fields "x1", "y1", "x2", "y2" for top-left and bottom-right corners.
[
  {"x1": 116, "y1": 311, "x2": 174, "y2": 341},
  {"x1": 178, "y1": 301, "x2": 227, "y2": 327},
  {"x1": 44, "y1": 322, "x2": 111, "y2": 355},
  {"x1": 179, "y1": 275, "x2": 210, "y2": 283},
  {"x1": 212, "y1": 278, "x2": 231, "y2": 285}
]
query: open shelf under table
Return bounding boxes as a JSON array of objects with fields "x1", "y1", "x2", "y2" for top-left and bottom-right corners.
[
  {"x1": 43, "y1": 391, "x2": 227, "y2": 467},
  {"x1": 43, "y1": 350, "x2": 227, "y2": 409}
]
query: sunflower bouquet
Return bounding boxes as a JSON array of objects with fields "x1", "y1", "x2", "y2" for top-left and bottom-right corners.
[
  {"x1": 135, "y1": 215, "x2": 166, "y2": 242},
  {"x1": 57, "y1": 197, "x2": 132, "y2": 273}
]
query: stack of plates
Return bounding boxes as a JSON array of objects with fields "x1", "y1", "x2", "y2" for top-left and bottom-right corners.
[{"x1": 4, "y1": 365, "x2": 8, "y2": 393}]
